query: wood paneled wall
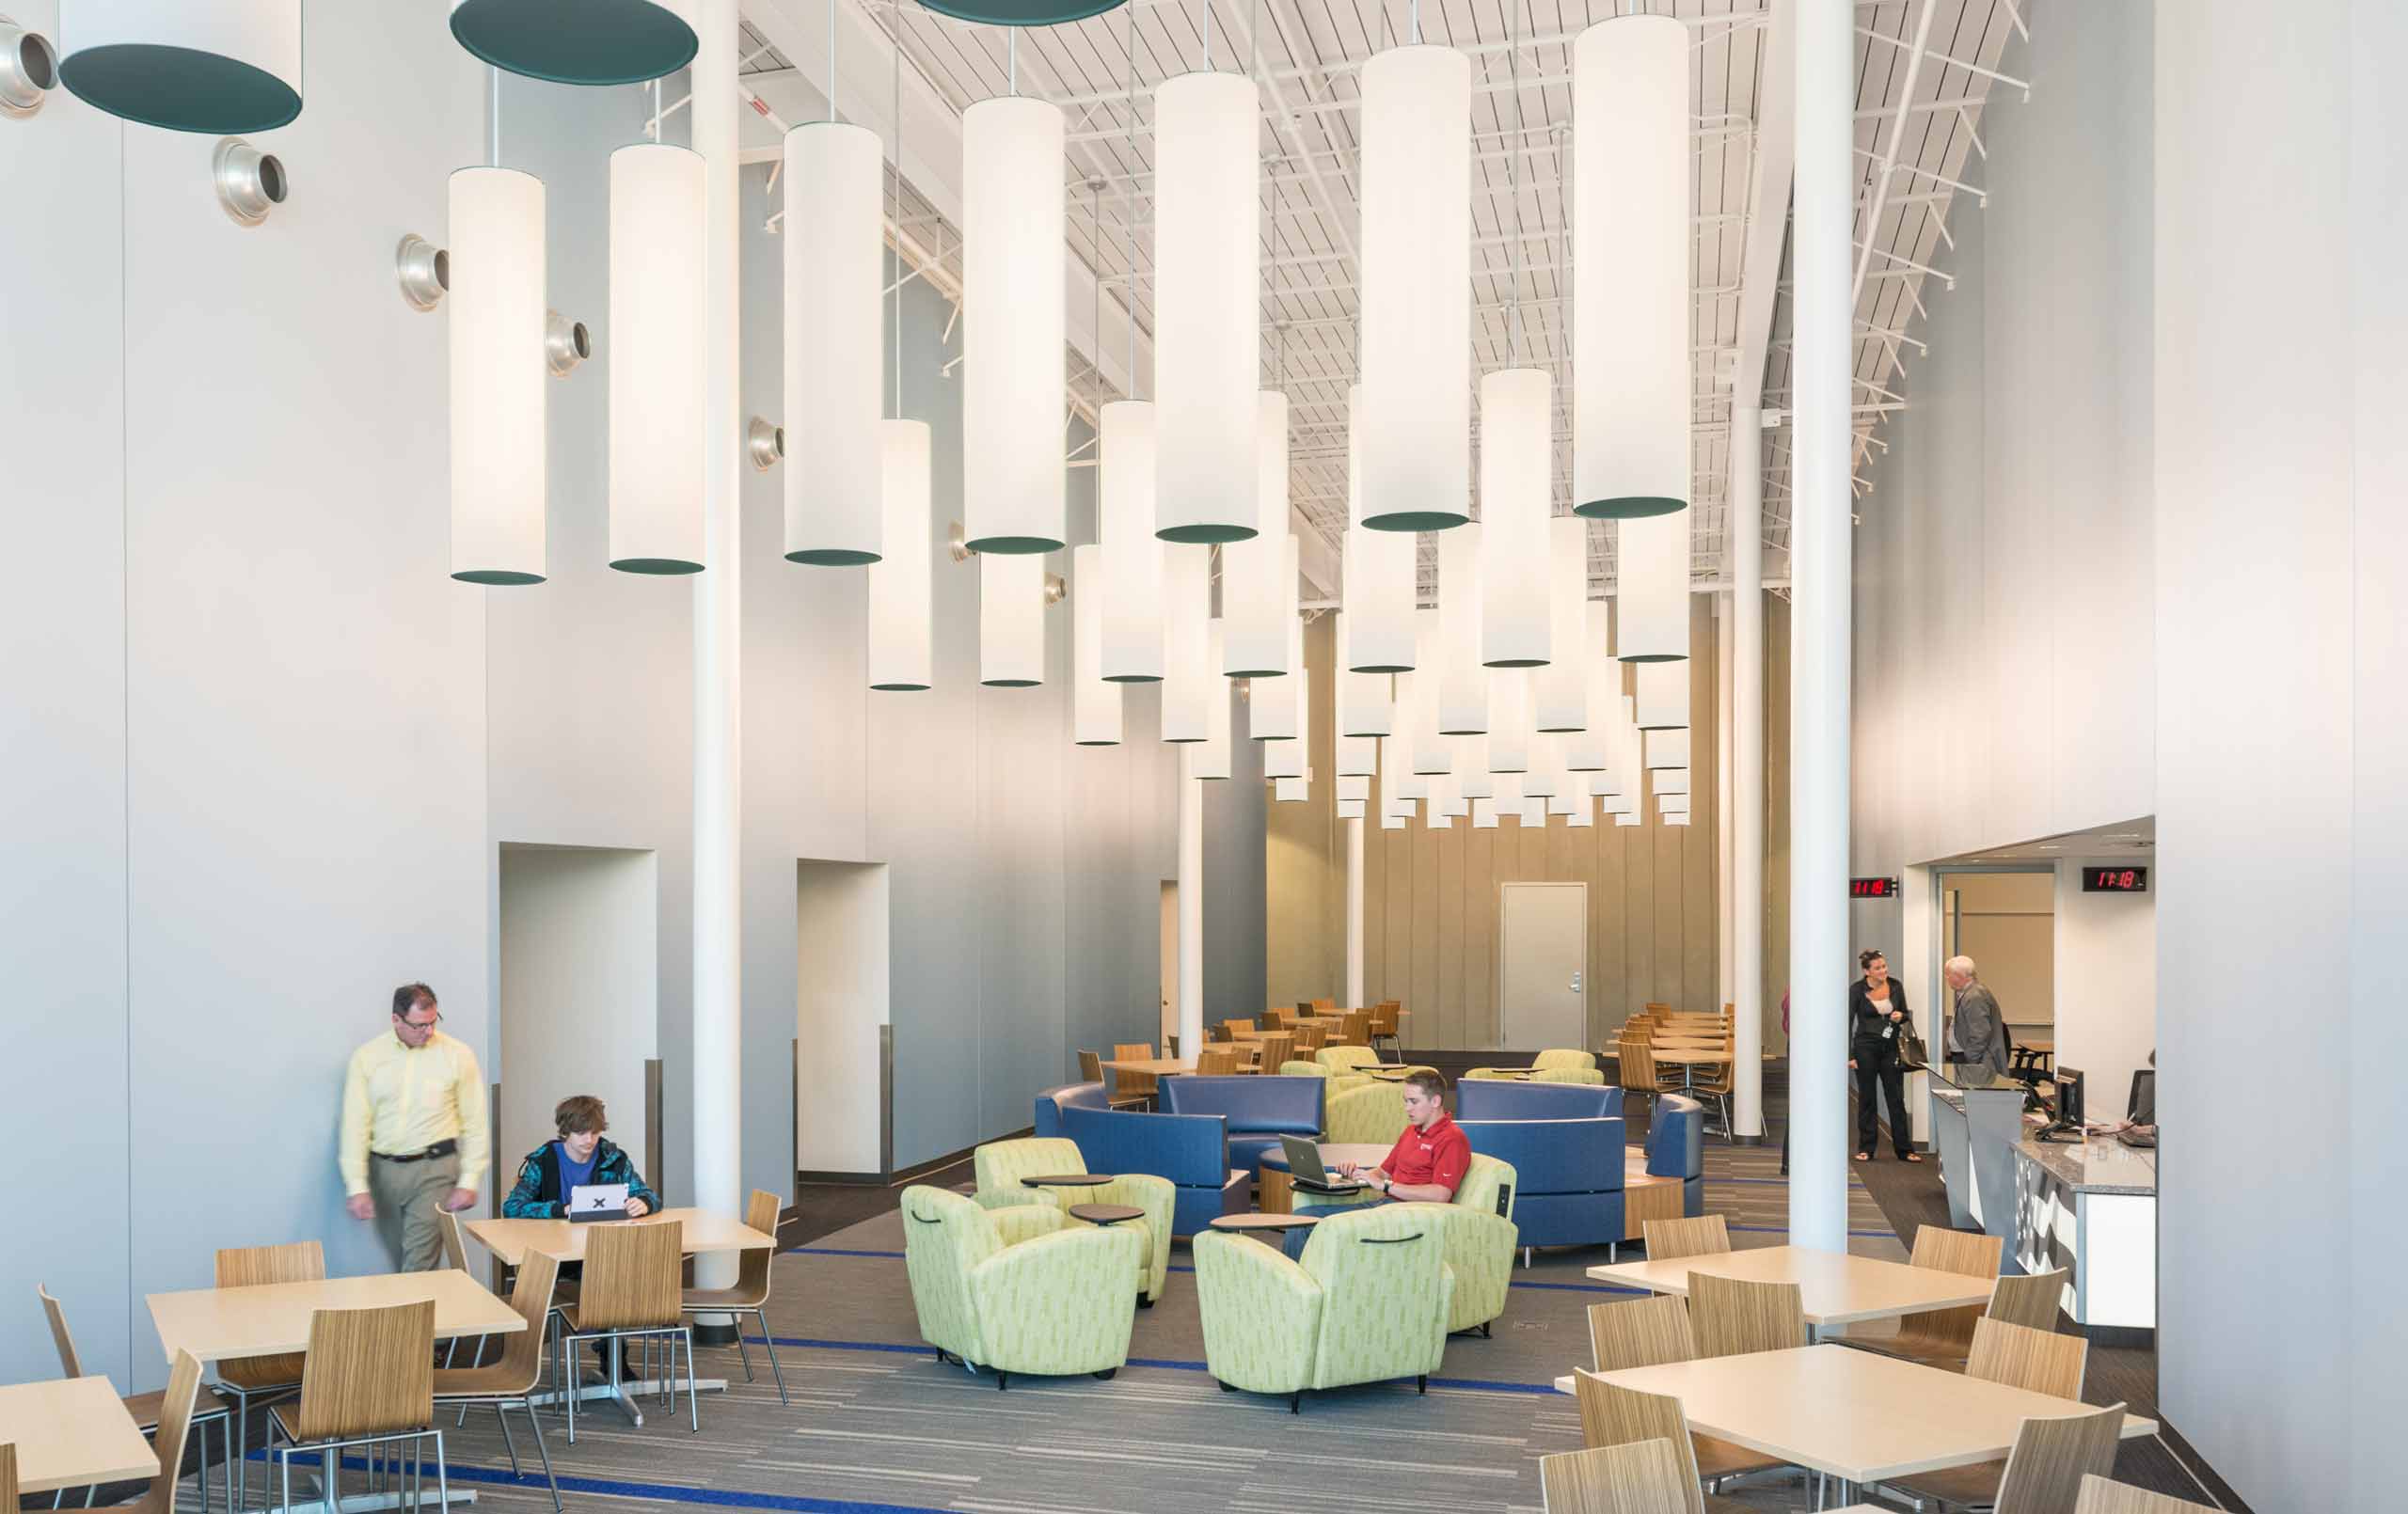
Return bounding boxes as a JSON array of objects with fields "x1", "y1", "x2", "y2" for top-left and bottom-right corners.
[{"x1": 1268, "y1": 599, "x2": 1751, "y2": 1050}]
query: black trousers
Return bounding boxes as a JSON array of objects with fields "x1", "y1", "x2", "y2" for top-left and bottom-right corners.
[{"x1": 1853, "y1": 1047, "x2": 1913, "y2": 1157}]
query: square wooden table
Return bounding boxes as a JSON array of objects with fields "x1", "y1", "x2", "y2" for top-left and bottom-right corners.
[
  {"x1": 466, "y1": 1206, "x2": 777, "y2": 1267},
  {"x1": 1586, "y1": 1244, "x2": 1995, "y2": 1334},
  {"x1": 149, "y1": 1269, "x2": 526, "y2": 1364},
  {"x1": 0, "y1": 1377, "x2": 155, "y2": 1493},
  {"x1": 1557, "y1": 1347, "x2": 2156, "y2": 1503},
  {"x1": 1101, "y1": 1057, "x2": 1258, "y2": 1077}
]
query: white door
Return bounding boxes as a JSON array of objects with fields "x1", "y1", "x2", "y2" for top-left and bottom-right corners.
[{"x1": 1498, "y1": 882, "x2": 1588, "y2": 1050}]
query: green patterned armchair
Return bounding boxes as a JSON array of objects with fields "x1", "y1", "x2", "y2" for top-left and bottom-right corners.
[
  {"x1": 1432, "y1": 1154, "x2": 1518, "y2": 1336},
  {"x1": 1316, "y1": 1045, "x2": 1382, "y2": 1075},
  {"x1": 1069, "y1": 1172, "x2": 1175, "y2": 1306},
  {"x1": 1282, "y1": 1060, "x2": 1371, "y2": 1101},
  {"x1": 1531, "y1": 1065, "x2": 1607, "y2": 1085},
  {"x1": 971, "y1": 1140, "x2": 1172, "y2": 1305},
  {"x1": 1193, "y1": 1203, "x2": 1454, "y2": 1411},
  {"x1": 899, "y1": 1185, "x2": 1143, "y2": 1389},
  {"x1": 1532, "y1": 1049, "x2": 1599, "y2": 1072},
  {"x1": 1326, "y1": 1080, "x2": 1410, "y2": 1144}
]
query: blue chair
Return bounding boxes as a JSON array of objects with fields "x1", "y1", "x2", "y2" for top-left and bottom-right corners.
[
  {"x1": 1454, "y1": 1078, "x2": 1624, "y2": 1123},
  {"x1": 1052, "y1": 1099, "x2": 1247, "y2": 1238},
  {"x1": 1646, "y1": 1094, "x2": 1706, "y2": 1217},
  {"x1": 1458, "y1": 1116, "x2": 1627, "y2": 1262},
  {"x1": 1161, "y1": 1074, "x2": 1326, "y2": 1175},
  {"x1": 1034, "y1": 1080, "x2": 1111, "y2": 1137}
]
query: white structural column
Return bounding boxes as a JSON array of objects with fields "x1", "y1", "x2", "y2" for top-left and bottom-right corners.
[
  {"x1": 1732, "y1": 404, "x2": 1766, "y2": 1142},
  {"x1": 1787, "y1": 0, "x2": 1850, "y2": 1246},
  {"x1": 1717, "y1": 594, "x2": 1735, "y2": 1009},
  {"x1": 689, "y1": 0, "x2": 743, "y2": 1294},
  {"x1": 1177, "y1": 748, "x2": 1205, "y2": 1057},
  {"x1": 1345, "y1": 814, "x2": 1365, "y2": 1007}
]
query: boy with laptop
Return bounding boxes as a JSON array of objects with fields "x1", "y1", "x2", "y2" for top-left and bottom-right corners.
[
  {"x1": 1336, "y1": 1071, "x2": 1470, "y2": 1202},
  {"x1": 501, "y1": 1094, "x2": 660, "y2": 1220}
]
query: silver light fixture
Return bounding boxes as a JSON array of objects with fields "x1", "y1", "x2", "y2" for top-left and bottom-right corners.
[
  {"x1": 0, "y1": 15, "x2": 57, "y2": 118},
  {"x1": 748, "y1": 416, "x2": 784, "y2": 472},
  {"x1": 546, "y1": 308, "x2": 591, "y2": 377},
  {"x1": 394, "y1": 233, "x2": 449, "y2": 311},
  {"x1": 213, "y1": 136, "x2": 285, "y2": 226}
]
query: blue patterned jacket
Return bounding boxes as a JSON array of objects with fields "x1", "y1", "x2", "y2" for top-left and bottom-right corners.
[{"x1": 500, "y1": 1138, "x2": 662, "y2": 1218}]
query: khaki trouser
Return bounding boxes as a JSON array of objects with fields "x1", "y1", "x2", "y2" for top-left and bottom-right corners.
[{"x1": 369, "y1": 1150, "x2": 461, "y2": 1272}]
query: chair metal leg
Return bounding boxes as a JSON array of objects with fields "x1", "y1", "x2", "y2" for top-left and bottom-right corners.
[
  {"x1": 495, "y1": 1401, "x2": 520, "y2": 1475},
  {"x1": 757, "y1": 1309, "x2": 788, "y2": 1406},
  {"x1": 278, "y1": 1450, "x2": 291, "y2": 1514},
  {"x1": 684, "y1": 1327, "x2": 699, "y2": 1432},
  {"x1": 523, "y1": 1401, "x2": 562, "y2": 1514},
  {"x1": 432, "y1": 1430, "x2": 449, "y2": 1514},
  {"x1": 221, "y1": 1417, "x2": 234, "y2": 1514},
  {"x1": 323, "y1": 1447, "x2": 337, "y2": 1513},
  {"x1": 564, "y1": 1333, "x2": 578, "y2": 1445},
  {"x1": 235, "y1": 1399, "x2": 249, "y2": 1512},
  {"x1": 734, "y1": 1321, "x2": 755, "y2": 1381},
  {"x1": 197, "y1": 1412, "x2": 211, "y2": 1514}
]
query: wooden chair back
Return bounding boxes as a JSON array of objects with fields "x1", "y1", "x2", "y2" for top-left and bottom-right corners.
[
  {"x1": 1109, "y1": 1042, "x2": 1157, "y2": 1101},
  {"x1": 578, "y1": 1220, "x2": 685, "y2": 1332},
  {"x1": 1619, "y1": 1040, "x2": 1668, "y2": 1093},
  {"x1": 1537, "y1": 1436, "x2": 1691, "y2": 1514},
  {"x1": 438, "y1": 1209, "x2": 474, "y2": 1273},
  {"x1": 1640, "y1": 1214, "x2": 1730, "y2": 1260},
  {"x1": 1313, "y1": 998, "x2": 1336, "y2": 1013},
  {"x1": 1221, "y1": 1017, "x2": 1258, "y2": 1037},
  {"x1": 1968, "y1": 1317, "x2": 2089, "y2": 1400},
  {"x1": 215, "y1": 1239, "x2": 325, "y2": 1288},
  {"x1": 1988, "y1": 1268, "x2": 2068, "y2": 1331},
  {"x1": 0, "y1": 1441, "x2": 17, "y2": 1514},
  {"x1": 734, "y1": 1188, "x2": 782, "y2": 1300},
  {"x1": 1642, "y1": 1003, "x2": 1672, "y2": 1017},
  {"x1": 1586, "y1": 1295, "x2": 1698, "y2": 1373},
  {"x1": 1195, "y1": 1047, "x2": 1241, "y2": 1076},
  {"x1": 1338, "y1": 1010, "x2": 1370, "y2": 1044},
  {"x1": 1993, "y1": 1401, "x2": 2128, "y2": 1514},
  {"x1": 1292, "y1": 1024, "x2": 1327, "y2": 1053},
  {"x1": 1077, "y1": 1049, "x2": 1103, "y2": 1081},
  {"x1": 1207, "y1": 1023, "x2": 1232, "y2": 1043},
  {"x1": 2074, "y1": 1475, "x2": 2218, "y2": 1514},
  {"x1": 1370, "y1": 1002, "x2": 1399, "y2": 1036},
  {"x1": 292, "y1": 1301, "x2": 433, "y2": 1443},
  {"x1": 1895, "y1": 1223, "x2": 2005, "y2": 1356},
  {"x1": 1269, "y1": 1006, "x2": 1298, "y2": 1027},
  {"x1": 35, "y1": 1285, "x2": 81, "y2": 1377},
  {"x1": 1568, "y1": 1372, "x2": 1706, "y2": 1514},
  {"x1": 481, "y1": 1250, "x2": 560, "y2": 1393},
  {"x1": 1255, "y1": 1031, "x2": 1295, "y2": 1069},
  {"x1": 128, "y1": 1351, "x2": 204, "y2": 1514},
  {"x1": 1688, "y1": 1272, "x2": 1806, "y2": 1358}
]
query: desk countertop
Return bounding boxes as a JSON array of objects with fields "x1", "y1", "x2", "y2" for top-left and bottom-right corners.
[{"x1": 2015, "y1": 1136, "x2": 2156, "y2": 1196}]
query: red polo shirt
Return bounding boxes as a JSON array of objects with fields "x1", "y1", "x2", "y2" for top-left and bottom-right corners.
[{"x1": 1382, "y1": 1113, "x2": 1471, "y2": 1198}]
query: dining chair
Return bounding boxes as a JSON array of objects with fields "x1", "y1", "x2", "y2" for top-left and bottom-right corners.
[
  {"x1": 1687, "y1": 1273, "x2": 1806, "y2": 1359},
  {"x1": 38, "y1": 1285, "x2": 232, "y2": 1513},
  {"x1": 267, "y1": 1302, "x2": 442, "y2": 1514},
  {"x1": 0, "y1": 1442, "x2": 17, "y2": 1514},
  {"x1": 1221, "y1": 1017, "x2": 1259, "y2": 1038},
  {"x1": 1619, "y1": 1042, "x2": 1683, "y2": 1116},
  {"x1": 1987, "y1": 1268, "x2": 2069, "y2": 1332},
  {"x1": 1571, "y1": 1367, "x2": 1787, "y2": 1510},
  {"x1": 680, "y1": 1190, "x2": 790, "y2": 1405},
  {"x1": 212, "y1": 1239, "x2": 324, "y2": 1509},
  {"x1": 1880, "y1": 1320, "x2": 2095, "y2": 1511},
  {"x1": 1079, "y1": 1049, "x2": 1148, "y2": 1109},
  {"x1": 552, "y1": 1220, "x2": 696, "y2": 1443},
  {"x1": 1586, "y1": 1295, "x2": 1698, "y2": 1373},
  {"x1": 1312, "y1": 997, "x2": 1337, "y2": 1013},
  {"x1": 2074, "y1": 1475, "x2": 2219, "y2": 1514},
  {"x1": 1640, "y1": 1215, "x2": 1730, "y2": 1261},
  {"x1": 1339, "y1": 1010, "x2": 1372, "y2": 1046},
  {"x1": 434, "y1": 1251, "x2": 562, "y2": 1512},
  {"x1": 1538, "y1": 1436, "x2": 1692, "y2": 1514},
  {"x1": 1958, "y1": 1401, "x2": 2128, "y2": 1514},
  {"x1": 1109, "y1": 1042, "x2": 1159, "y2": 1107},
  {"x1": 95, "y1": 1349, "x2": 204, "y2": 1514},
  {"x1": 1196, "y1": 1047, "x2": 1242, "y2": 1076},
  {"x1": 1370, "y1": 1002, "x2": 1401, "y2": 1052},
  {"x1": 1855, "y1": 1225, "x2": 2004, "y2": 1371},
  {"x1": 1292, "y1": 1024, "x2": 1327, "y2": 1054},
  {"x1": 1255, "y1": 1031, "x2": 1295, "y2": 1073},
  {"x1": 1207, "y1": 1023, "x2": 1232, "y2": 1043},
  {"x1": 432, "y1": 1211, "x2": 498, "y2": 1370}
]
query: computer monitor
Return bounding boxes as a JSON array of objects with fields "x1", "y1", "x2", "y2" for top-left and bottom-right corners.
[
  {"x1": 2128, "y1": 1068, "x2": 2155, "y2": 1125},
  {"x1": 2052, "y1": 1067, "x2": 2085, "y2": 1129}
]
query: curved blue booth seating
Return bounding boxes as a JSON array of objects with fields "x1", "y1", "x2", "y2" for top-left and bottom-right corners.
[
  {"x1": 1158, "y1": 1074, "x2": 1326, "y2": 1175},
  {"x1": 1033, "y1": 1082, "x2": 1247, "y2": 1238},
  {"x1": 1454, "y1": 1078, "x2": 1624, "y2": 1123},
  {"x1": 1456, "y1": 1115, "x2": 1625, "y2": 1252},
  {"x1": 1646, "y1": 1093, "x2": 1706, "y2": 1217}
]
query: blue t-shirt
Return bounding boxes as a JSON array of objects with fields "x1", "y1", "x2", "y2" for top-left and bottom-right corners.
[{"x1": 555, "y1": 1140, "x2": 599, "y2": 1196}]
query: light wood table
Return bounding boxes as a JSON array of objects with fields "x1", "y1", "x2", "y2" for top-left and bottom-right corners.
[
  {"x1": 148, "y1": 1269, "x2": 525, "y2": 1363},
  {"x1": 1101, "y1": 1057, "x2": 1256, "y2": 1077},
  {"x1": 1552, "y1": 1346, "x2": 2156, "y2": 1503},
  {"x1": 465, "y1": 1206, "x2": 776, "y2": 1267},
  {"x1": 1585, "y1": 1244, "x2": 1996, "y2": 1337},
  {"x1": 1255, "y1": 1141, "x2": 1390, "y2": 1215},
  {"x1": 0, "y1": 1378, "x2": 156, "y2": 1493}
]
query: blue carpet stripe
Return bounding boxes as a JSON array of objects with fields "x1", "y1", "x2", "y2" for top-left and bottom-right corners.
[
  {"x1": 252, "y1": 1451, "x2": 952, "y2": 1514},
  {"x1": 749, "y1": 1334, "x2": 1563, "y2": 1396}
]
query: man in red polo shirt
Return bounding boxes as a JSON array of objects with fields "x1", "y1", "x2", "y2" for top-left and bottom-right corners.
[{"x1": 1339, "y1": 1072, "x2": 1470, "y2": 1202}]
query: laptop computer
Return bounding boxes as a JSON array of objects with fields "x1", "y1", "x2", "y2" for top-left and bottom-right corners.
[
  {"x1": 567, "y1": 1182, "x2": 631, "y2": 1222},
  {"x1": 1279, "y1": 1135, "x2": 1363, "y2": 1196}
]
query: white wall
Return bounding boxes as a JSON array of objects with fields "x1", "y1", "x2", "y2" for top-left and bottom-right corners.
[
  {"x1": 795, "y1": 861, "x2": 889, "y2": 1174},
  {"x1": 2049, "y1": 860, "x2": 2153, "y2": 1125},
  {"x1": 498, "y1": 846, "x2": 659, "y2": 1175},
  {"x1": 2154, "y1": 3, "x2": 2405, "y2": 1506}
]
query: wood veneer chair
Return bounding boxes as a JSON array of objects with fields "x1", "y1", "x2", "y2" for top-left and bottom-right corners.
[
  {"x1": 1077, "y1": 1049, "x2": 1148, "y2": 1109},
  {"x1": 681, "y1": 1190, "x2": 790, "y2": 1405},
  {"x1": 1292, "y1": 1024, "x2": 1328, "y2": 1054},
  {"x1": 1687, "y1": 1273, "x2": 1806, "y2": 1359},
  {"x1": 1576, "y1": 1327, "x2": 1786, "y2": 1504},
  {"x1": 1958, "y1": 1401, "x2": 2127, "y2": 1514},
  {"x1": 1987, "y1": 1268, "x2": 2069, "y2": 1332},
  {"x1": 1640, "y1": 1215, "x2": 1730, "y2": 1261},
  {"x1": 97, "y1": 1350, "x2": 205, "y2": 1514},
  {"x1": 1195, "y1": 1047, "x2": 1242, "y2": 1076},
  {"x1": 1312, "y1": 997, "x2": 1337, "y2": 1013},
  {"x1": 213, "y1": 1240, "x2": 322, "y2": 1509},
  {"x1": 1109, "y1": 1042, "x2": 1160, "y2": 1106},
  {"x1": 1221, "y1": 1017, "x2": 1259, "y2": 1038},
  {"x1": 267, "y1": 1302, "x2": 442, "y2": 1514},
  {"x1": 1881, "y1": 1320, "x2": 2095, "y2": 1510},
  {"x1": 2075, "y1": 1475, "x2": 2219, "y2": 1514},
  {"x1": 38, "y1": 1285, "x2": 232, "y2": 1512},
  {"x1": 1370, "y1": 1002, "x2": 1401, "y2": 1052},
  {"x1": 434, "y1": 1251, "x2": 562, "y2": 1511},
  {"x1": 1587, "y1": 1295, "x2": 1698, "y2": 1373},
  {"x1": 552, "y1": 1220, "x2": 696, "y2": 1443},
  {"x1": 1857, "y1": 1225, "x2": 2004, "y2": 1371},
  {"x1": 1268, "y1": 1006, "x2": 1299, "y2": 1027},
  {"x1": 1339, "y1": 1010, "x2": 1372, "y2": 1046},
  {"x1": 1255, "y1": 1031, "x2": 1296, "y2": 1073},
  {"x1": 0, "y1": 1442, "x2": 15, "y2": 1514},
  {"x1": 1538, "y1": 1436, "x2": 1693, "y2": 1514}
]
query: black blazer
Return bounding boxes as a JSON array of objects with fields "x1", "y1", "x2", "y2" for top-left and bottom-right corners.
[{"x1": 1847, "y1": 977, "x2": 1910, "y2": 1054}]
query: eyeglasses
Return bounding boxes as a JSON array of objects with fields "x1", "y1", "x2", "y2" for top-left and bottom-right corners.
[{"x1": 396, "y1": 1013, "x2": 441, "y2": 1031}]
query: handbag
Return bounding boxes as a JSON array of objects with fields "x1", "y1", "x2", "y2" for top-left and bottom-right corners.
[{"x1": 1897, "y1": 1026, "x2": 1931, "y2": 1069}]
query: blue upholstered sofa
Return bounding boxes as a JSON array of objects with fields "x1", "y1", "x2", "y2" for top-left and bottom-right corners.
[
  {"x1": 1647, "y1": 1092, "x2": 1706, "y2": 1217},
  {"x1": 1158, "y1": 1074, "x2": 1326, "y2": 1173},
  {"x1": 1033, "y1": 1082, "x2": 1247, "y2": 1238},
  {"x1": 1457, "y1": 1115, "x2": 1626, "y2": 1251},
  {"x1": 1454, "y1": 1078, "x2": 1624, "y2": 1123}
]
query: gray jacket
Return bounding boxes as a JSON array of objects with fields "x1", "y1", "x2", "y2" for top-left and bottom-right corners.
[{"x1": 1951, "y1": 982, "x2": 2011, "y2": 1075}]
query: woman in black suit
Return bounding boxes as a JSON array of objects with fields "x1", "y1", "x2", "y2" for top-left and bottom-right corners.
[{"x1": 1848, "y1": 950, "x2": 1921, "y2": 1162}]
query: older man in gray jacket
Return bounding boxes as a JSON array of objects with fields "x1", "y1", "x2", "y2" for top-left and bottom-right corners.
[{"x1": 1944, "y1": 956, "x2": 2013, "y2": 1076}]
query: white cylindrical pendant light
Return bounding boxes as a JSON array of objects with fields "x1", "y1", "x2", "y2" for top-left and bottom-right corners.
[
  {"x1": 1652, "y1": 766, "x2": 1691, "y2": 795},
  {"x1": 60, "y1": 1, "x2": 302, "y2": 133},
  {"x1": 1455, "y1": 738, "x2": 1493, "y2": 801},
  {"x1": 1646, "y1": 727, "x2": 1691, "y2": 769},
  {"x1": 1340, "y1": 796, "x2": 1369, "y2": 821},
  {"x1": 784, "y1": 120, "x2": 883, "y2": 565},
  {"x1": 867, "y1": 420, "x2": 932, "y2": 690},
  {"x1": 962, "y1": 94, "x2": 1065, "y2": 554},
  {"x1": 1337, "y1": 735, "x2": 1377, "y2": 779},
  {"x1": 1520, "y1": 796, "x2": 1548, "y2": 828},
  {"x1": 1335, "y1": 613, "x2": 1393, "y2": 737},
  {"x1": 1338, "y1": 774, "x2": 1371, "y2": 802},
  {"x1": 1153, "y1": 71, "x2": 1259, "y2": 544},
  {"x1": 1480, "y1": 368, "x2": 1552, "y2": 666},
  {"x1": 1360, "y1": 44, "x2": 1471, "y2": 531},
  {"x1": 1344, "y1": 386, "x2": 1417, "y2": 671},
  {"x1": 450, "y1": 0, "x2": 696, "y2": 86},
  {"x1": 1194, "y1": 620, "x2": 1232, "y2": 778},
  {"x1": 1488, "y1": 670, "x2": 1529, "y2": 774},
  {"x1": 1252, "y1": 612, "x2": 1302, "y2": 741},
  {"x1": 609, "y1": 142, "x2": 707, "y2": 575},
  {"x1": 1472, "y1": 797, "x2": 1501, "y2": 829},
  {"x1": 1635, "y1": 654, "x2": 1689, "y2": 729},
  {"x1": 1520, "y1": 733, "x2": 1559, "y2": 799},
  {"x1": 1072, "y1": 544, "x2": 1120, "y2": 742},
  {"x1": 1535, "y1": 516, "x2": 1591, "y2": 729},
  {"x1": 1158, "y1": 544, "x2": 1212, "y2": 741},
  {"x1": 1226, "y1": 391, "x2": 1292, "y2": 676},
  {"x1": 1437, "y1": 524, "x2": 1488, "y2": 735},
  {"x1": 1616, "y1": 510, "x2": 1690, "y2": 662},
  {"x1": 1264, "y1": 640, "x2": 1307, "y2": 775},
  {"x1": 979, "y1": 552, "x2": 1044, "y2": 687},
  {"x1": 1561, "y1": 598, "x2": 1615, "y2": 768},
  {"x1": 1100, "y1": 401, "x2": 1164, "y2": 681},
  {"x1": 448, "y1": 166, "x2": 547, "y2": 586},
  {"x1": 1407, "y1": 611, "x2": 1453, "y2": 775},
  {"x1": 1572, "y1": 14, "x2": 1688, "y2": 520},
  {"x1": 1274, "y1": 777, "x2": 1310, "y2": 802}
]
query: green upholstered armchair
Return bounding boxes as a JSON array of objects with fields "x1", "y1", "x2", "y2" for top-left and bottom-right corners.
[
  {"x1": 1531, "y1": 1065, "x2": 1607, "y2": 1085},
  {"x1": 1071, "y1": 1172, "x2": 1175, "y2": 1306},
  {"x1": 1460, "y1": 1066, "x2": 1515, "y2": 1080},
  {"x1": 1431, "y1": 1155, "x2": 1518, "y2": 1336},
  {"x1": 1326, "y1": 1080, "x2": 1410, "y2": 1144},
  {"x1": 1532, "y1": 1049, "x2": 1599, "y2": 1072},
  {"x1": 972, "y1": 1137, "x2": 1086, "y2": 1209},
  {"x1": 1316, "y1": 1045, "x2": 1382, "y2": 1074},
  {"x1": 1285, "y1": 1059, "x2": 1372, "y2": 1102},
  {"x1": 1193, "y1": 1203, "x2": 1455, "y2": 1411},
  {"x1": 899, "y1": 1185, "x2": 1143, "y2": 1389}
]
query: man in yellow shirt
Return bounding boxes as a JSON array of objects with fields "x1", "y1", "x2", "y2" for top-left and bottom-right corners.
[{"x1": 341, "y1": 983, "x2": 490, "y2": 1270}]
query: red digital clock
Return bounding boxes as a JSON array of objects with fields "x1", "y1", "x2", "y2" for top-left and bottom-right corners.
[
  {"x1": 2082, "y1": 866, "x2": 2149, "y2": 892},
  {"x1": 1849, "y1": 876, "x2": 1900, "y2": 899}
]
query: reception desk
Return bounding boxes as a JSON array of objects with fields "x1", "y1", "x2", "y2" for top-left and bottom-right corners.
[
  {"x1": 1927, "y1": 1066, "x2": 2031, "y2": 1249},
  {"x1": 2013, "y1": 1135, "x2": 2157, "y2": 1341}
]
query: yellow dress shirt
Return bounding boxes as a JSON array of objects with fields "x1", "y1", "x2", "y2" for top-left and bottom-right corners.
[{"x1": 339, "y1": 1028, "x2": 490, "y2": 1198}]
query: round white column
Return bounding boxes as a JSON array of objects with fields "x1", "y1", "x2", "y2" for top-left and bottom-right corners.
[{"x1": 1733, "y1": 404, "x2": 1766, "y2": 1143}]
